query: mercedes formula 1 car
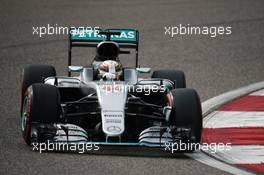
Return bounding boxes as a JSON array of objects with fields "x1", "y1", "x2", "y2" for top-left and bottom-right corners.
[{"x1": 20, "y1": 28, "x2": 202, "y2": 150}]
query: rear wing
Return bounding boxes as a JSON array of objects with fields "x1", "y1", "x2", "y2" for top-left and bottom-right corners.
[{"x1": 68, "y1": 28, "x2": 139, "y2": 76}]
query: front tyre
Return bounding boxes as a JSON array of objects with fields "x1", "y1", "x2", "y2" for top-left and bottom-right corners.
[
  {"x1": 22, "y1": 84, "x2": 61, "y2": 145},
  {"x1": 20, "y1": 64, "x2": 56, "y2": 116},
  {"x1": 169, "y1": 88, "x2": 202, "y2": 146}
]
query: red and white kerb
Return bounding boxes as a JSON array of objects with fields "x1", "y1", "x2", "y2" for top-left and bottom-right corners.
[{"x1": 202, "y1": 89, "x2": 264, "y2": 174}]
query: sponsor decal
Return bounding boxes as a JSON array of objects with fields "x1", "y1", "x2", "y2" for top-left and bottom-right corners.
[
  {"x1": 71, "y1": 29, "x2": 136, "y2": 42},
  {"x1": 105, "y1": 119, "x2": 122, "y2": 123},
  {"x1": 107, "y1": 126, "x2": 122, "y2": 133},
  {"x1": 104, "y1": 112, "x2": 122, "y2": 124}
]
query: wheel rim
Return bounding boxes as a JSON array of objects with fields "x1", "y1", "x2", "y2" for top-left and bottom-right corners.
[
  {"x1": 21, "y1": 94, "x2": 31, "y2": 145},
  {"x1": 21, "y1": 96, "x2": 28, "y2": 132}
]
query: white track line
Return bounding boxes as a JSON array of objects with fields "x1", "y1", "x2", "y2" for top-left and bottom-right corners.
[
  {"x1": 185, "y1": 151, "x2": 254, "y2": 175},
  {"x1": 204, "y1": 111, "x2": 264, "y2": 128},
  {"x1": 250, "y1": 89, "x2": 264, "y2": 96},
  {"x1": 207, "y1": 145, "x2": 264, "y2": 164},
  {"x1": 202, "y1": 81, "x2": 264, "y2": 116}
]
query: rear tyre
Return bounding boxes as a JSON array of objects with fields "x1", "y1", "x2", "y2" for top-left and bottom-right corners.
[
  {"x1": 21, "y1": 84, "x2": 61, "y2": 145},
  {"x1": 20, "y1": 64, "x2": 56, "y2": 115},
  {"x1": 151, "y1": 70, "x2": 186, "y2": 88},
  {"x1": 169, "y1": 88, "x2": 202, "y2": 149}
]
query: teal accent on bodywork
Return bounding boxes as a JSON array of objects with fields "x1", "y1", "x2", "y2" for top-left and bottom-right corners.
[
  {"x1": 108, "y1": 29, "x2": 137, "y2": 43},
  {"x1": 51, "y1": 141, "x2": 165, "y2": 148},
  {"x1": 71, "y1": 29, "x2": 137, "y2": 44},
  {"x1": 164, "y1": 82, "x2": 174, "y2": 91}
]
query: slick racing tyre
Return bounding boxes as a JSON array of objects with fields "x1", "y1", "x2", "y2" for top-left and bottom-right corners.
[
  {"x1": 20, "y1": 64, "x2": 56, "y2": 115},
  {"x1": 151, "y1": 70, "x2": 186, "y2": 88},
  {"x1": 168, "y1": 88, "x2": 202, "y2": 146},
  {"x1": 21, "y1": 84, "x2": 61, "y2": 145}
]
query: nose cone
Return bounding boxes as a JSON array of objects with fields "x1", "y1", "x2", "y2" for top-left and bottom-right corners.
[{"x1": 97, "y1": 82, "x2": 127, "y2": 137}]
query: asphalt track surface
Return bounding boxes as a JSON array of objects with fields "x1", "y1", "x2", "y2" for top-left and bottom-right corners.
[{"x1": 0, "y1": 0, "x2": 264, "y2": 174}]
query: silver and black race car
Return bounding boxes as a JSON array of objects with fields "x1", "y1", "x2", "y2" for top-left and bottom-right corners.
[{"x1": 20, "y1": 28, "x2": 202, "y2": 150}]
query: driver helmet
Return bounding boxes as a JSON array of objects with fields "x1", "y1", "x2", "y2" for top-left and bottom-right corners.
[{"x1": 98, "y1": 60, "x2": 122, "y2": 80}]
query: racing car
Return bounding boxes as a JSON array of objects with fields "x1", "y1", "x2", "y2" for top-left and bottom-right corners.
[{"x1": 20, "y1": 28, "x2": 202, "y2": 150}]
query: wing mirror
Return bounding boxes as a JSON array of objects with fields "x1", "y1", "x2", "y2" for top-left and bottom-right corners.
[
  {"x1": 68, "y1": 66, "x2": 83, "y2": 72},
  {"x1": 136, "y1": 67, "x2": 151, "y2": 73}
]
